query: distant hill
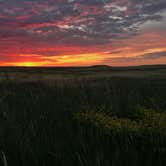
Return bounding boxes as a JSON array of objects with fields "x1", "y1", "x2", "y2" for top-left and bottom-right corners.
[
  {"x1": 0, "y1": 64, "x2": 166, "y2": 73},
  {"x1": 90, "y1": 65, "x2": 111, "y2": 68},
  {"x1": 111, "y1": 64, "x2": 166, "y2": 71}
]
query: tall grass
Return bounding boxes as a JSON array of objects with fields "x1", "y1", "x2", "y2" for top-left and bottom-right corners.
[{"x1": 0, "y1": 77, "x2": 166, "y2": 165}]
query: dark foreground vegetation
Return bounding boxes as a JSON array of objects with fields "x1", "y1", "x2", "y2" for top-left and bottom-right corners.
[{"x1": 0, "y1": 66, "x2": 166, "y2": 166}]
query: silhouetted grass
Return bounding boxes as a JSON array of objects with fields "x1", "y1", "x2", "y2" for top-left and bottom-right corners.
[{"x1": 0, "y1": 76, "x2": 166, "y2": 165}]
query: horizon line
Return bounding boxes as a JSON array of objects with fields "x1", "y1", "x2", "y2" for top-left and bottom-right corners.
[{"x1": 0, "y1": 64, "x2": 166, "y2": 68}]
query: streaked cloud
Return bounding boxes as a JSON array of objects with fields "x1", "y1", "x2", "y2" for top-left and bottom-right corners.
[{"x1": 0, "y1": 0, "x2": 166, "y2": 66}]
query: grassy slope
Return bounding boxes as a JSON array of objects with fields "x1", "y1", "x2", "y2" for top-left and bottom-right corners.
[
  {"x1": 0, "y1": 65, "x2": 166, "y2": 165},
  {"x1": 0, "y1": 64, "x2": 166, "y2": 83}
]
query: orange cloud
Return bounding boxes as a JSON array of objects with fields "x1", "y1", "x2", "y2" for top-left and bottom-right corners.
[{"x1": 0, "y1": 30, "x2": 166, "y2": 67}]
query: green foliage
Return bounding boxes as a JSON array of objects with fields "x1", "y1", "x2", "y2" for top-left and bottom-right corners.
[
  {"x1": 75, "y1": 111, "x2": 139, "y2": 134},
  {"x1": 75, "y1": 107, "x2": 166, "y2": 137}
]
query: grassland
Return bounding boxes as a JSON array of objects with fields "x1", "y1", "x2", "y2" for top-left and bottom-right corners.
[{"x1": 0, "y1": 65, "x2": 166, "y2": 166}]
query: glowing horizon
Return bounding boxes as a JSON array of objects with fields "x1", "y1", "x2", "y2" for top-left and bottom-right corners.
[{"x1": 0, "y1": 0, "x2": 166, "y2": 66}]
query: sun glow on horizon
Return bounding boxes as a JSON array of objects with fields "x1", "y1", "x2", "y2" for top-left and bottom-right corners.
[
  {"x1": 1, "y1": 61, "x2": 48, "y2": 67},
  {"x1": 17, "y1": 62, "x2": 38, "y2": 67}
]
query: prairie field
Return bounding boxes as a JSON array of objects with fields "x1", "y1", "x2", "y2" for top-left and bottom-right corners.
[{"x1": 0, "y1": 65, "x2": 166, "y2": 166}]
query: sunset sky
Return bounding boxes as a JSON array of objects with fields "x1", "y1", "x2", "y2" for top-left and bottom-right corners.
[{"x1": 0, "y1": 0, "x2": 166, "y2": 66}]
